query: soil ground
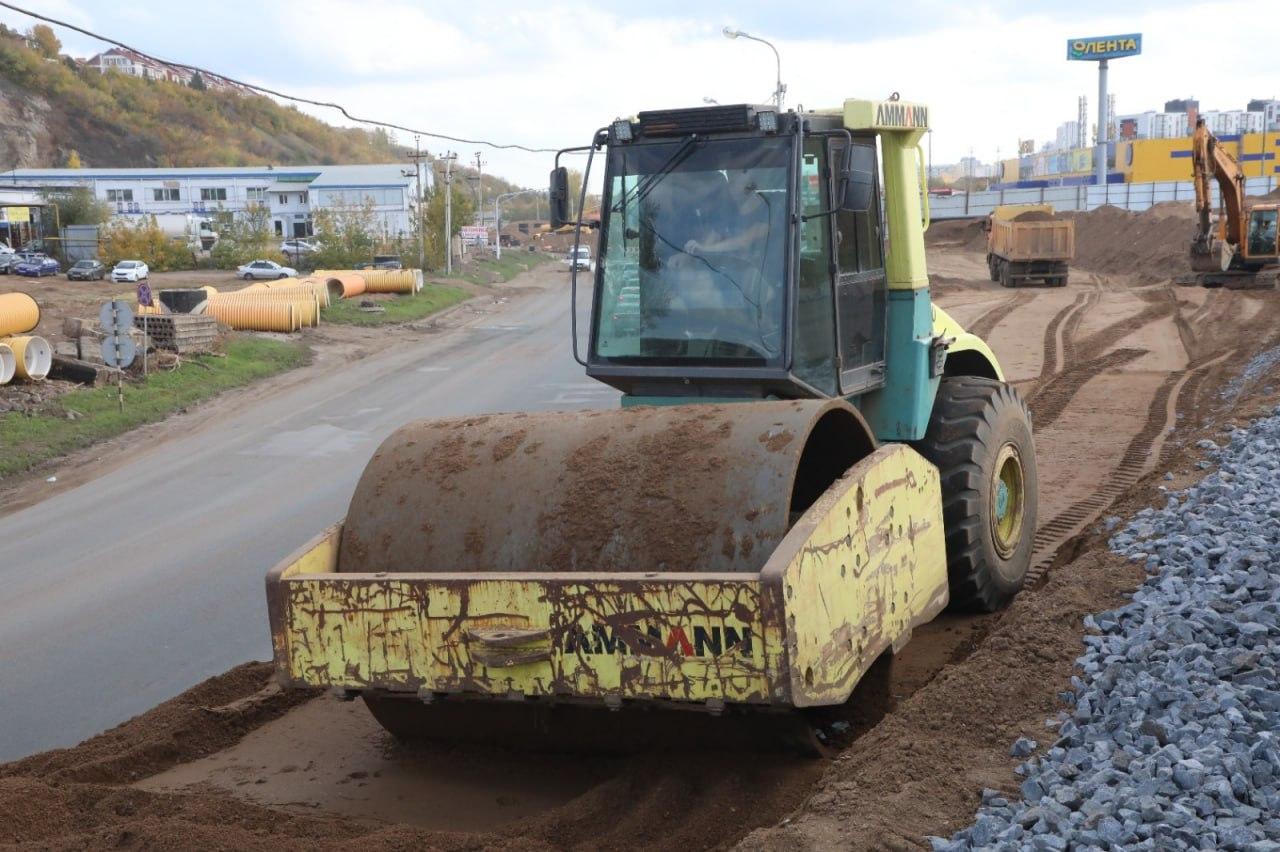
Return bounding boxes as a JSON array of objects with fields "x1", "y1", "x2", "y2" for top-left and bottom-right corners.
[{"x1": 4, "y1": 205, "x2": 1279, "y2": 850}]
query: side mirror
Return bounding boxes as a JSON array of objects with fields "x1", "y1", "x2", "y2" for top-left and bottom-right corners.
[
  {"x1": 841, "y1": 144, "x2": 876, "y2": 212},
  {"x1": 549, "y1": 166, "x2": 570, "y2": 229}
]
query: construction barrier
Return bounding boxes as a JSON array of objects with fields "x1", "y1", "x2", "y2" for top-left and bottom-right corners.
[
  {"x1": 0, "y1": 342, "x2": 15, "y2": 385},
  {"x1": 205, "y1": 300, "x2": 301, "y2": 333},
  {"x1": 1, "y1": 335, "x2": 52, "y2": 380},
  {"x1": 0, "y1": 292, "x2": 40, "y2": 337}
]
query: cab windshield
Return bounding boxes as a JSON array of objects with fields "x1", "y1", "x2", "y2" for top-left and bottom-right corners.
[{"x1": 593, "y1": 136, "x2": 791, "y2": 366}]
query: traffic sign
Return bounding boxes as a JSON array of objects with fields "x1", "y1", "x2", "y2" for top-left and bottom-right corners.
[
  {"x1": 99, "y1": 300, "x2": 134, "y2": 333},
  {"x1": 99, "y1": 300, "x2": 137, "y2": 369},
  {"x1": 101, "y1": 334, "x2": 136, "y2": 369}
]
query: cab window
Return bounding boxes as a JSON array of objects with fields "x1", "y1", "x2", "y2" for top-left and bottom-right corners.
[
  {"x1": 793, "y1": 140, "x2": 838, "y2": 395},
  {"x1": 830, "y1": 138, "x2": 887, "y2": 394},
  {"x1": 1248, "y1": 209, "x2": 1277, "y2": 257}
]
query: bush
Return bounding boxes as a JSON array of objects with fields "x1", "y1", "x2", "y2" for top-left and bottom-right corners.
[{"x1": 100, "y1": 217, "x2": 196, "y2": 271}]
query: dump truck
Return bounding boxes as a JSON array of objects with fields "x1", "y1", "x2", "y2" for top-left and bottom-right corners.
[
  {"x1": 266, "y1": 99, "x2": 1038, "y2": 753},
  {"x1": 984, "y1": 204, "x2": 1074, "y2": 287}
]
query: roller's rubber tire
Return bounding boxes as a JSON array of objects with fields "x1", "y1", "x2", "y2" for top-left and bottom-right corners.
[{"x1": 912, "y1": 376, "x2": 1037, "y2": 612}]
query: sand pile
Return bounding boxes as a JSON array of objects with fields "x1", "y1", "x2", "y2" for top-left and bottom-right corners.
[{"x1": 1064, "y1": 204, "x2": 1196, "y2": 280}]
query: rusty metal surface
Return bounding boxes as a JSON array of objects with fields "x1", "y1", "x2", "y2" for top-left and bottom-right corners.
[{"x1": 337, "y1": 400, "x2": 868, "y2": 576}]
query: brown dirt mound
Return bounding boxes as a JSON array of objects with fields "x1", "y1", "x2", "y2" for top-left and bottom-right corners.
[
  {"x1": 1065, "y1": 204, "x2": 1196, "y2": 281},
  {"x1": 1012, "y1": 210, "x2": 1054, "y2": 222},
  {"x1": 1, "y1": 663, "x2": 312, "y2": 785},
  {"x1": 926, "y1": 217, "x2": 988, "y2": 252}
]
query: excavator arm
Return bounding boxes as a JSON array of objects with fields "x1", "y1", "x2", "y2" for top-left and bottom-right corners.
[{"x1": 1191, "y1": 128, "x2": 1246, "y2": 264}]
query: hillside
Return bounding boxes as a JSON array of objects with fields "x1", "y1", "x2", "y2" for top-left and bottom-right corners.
[{"x1": 0, "y1": 27, "x2": 407, "y2": 169}]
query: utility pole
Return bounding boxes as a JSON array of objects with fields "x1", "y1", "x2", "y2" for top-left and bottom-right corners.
[
  {"x1": 474, "y1": 151, "x2": 486, "y2": 233},
  {"x1": 408, "y1": 135, "x2": 429, "y2": 272},
  {"x1": 439, "y1": 152, "x2": 458, "y2": 274}
]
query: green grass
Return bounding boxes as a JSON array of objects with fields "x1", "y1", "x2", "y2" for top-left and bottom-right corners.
[
  {"x1": 0, "y1": 337, "x2": 309, "y2": 480},
  {"x1": 321, "y1": 284, "x2": 470, "y2": 326},
  {"x1": 446, "y1": 252, "x2": 553, "y2": 286}
]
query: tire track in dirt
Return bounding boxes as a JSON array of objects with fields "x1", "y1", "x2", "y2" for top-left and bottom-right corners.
[
  {"x1": 1023, "y1": 350, "x2": 1234, "y2": 589},
  {"x1": 1025, "y1": 348, "x2": 1148, "y2": 430},
  {"x1": 967, "y1": 292, "x2": 1033, "y2": 341},
  {"x1": 1038, "y1": 292, "x2": 1090, "y2": 380},
  {"x1": 1073, "y1": 296, "x2": 1174, "y2": 360}
]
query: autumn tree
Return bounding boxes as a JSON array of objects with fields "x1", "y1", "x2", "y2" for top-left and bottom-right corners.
[
  {"x1": 40, "y1": 186, "x2": 111, "y2": 226},
  {"x1": 29, "y1": 24, "x2": 59, "y2": 58},
  {"x1": 311, "y1": 200, "x2": 380, "y2": 269},
  {"x1": 210, "y1": 206, "x2": 282, "y2": 269},
  {"x1": 188, "y1": 71, "x2": 206, "y2": 91},
  {"x1": 65, "y1": 149, "x2": 82, "y2": 168},
  {"x1": 420, "y1": 183, "x2": 476, "y2": 270}
]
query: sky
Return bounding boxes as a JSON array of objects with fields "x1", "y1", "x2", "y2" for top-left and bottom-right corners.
[{"x1": 0, "y1": 0, "x2": 1275, "y2": 189}]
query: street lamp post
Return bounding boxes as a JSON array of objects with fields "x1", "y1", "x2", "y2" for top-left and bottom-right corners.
[
  {"x1": 722, "y1": 27, "x2": 785, "y2": 110},
  {"x1": 494, "y1": 189, "x2": 546, "y2": 260}
]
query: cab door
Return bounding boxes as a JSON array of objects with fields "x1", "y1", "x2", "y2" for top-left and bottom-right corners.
[{"x1": 828, "y1": 138, "x2": 888, "y2": 396}]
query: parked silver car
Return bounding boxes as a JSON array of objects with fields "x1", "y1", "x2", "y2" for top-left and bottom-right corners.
[{"x1": 237, "y1": 260, "x2": 298, "y2": 280}]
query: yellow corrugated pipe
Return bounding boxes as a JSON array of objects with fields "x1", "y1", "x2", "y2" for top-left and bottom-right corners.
[
  {"x1": 201, "y1": 285, "x2": 218, "y2": 297},
  {"x1": 316, "y1": 269, "x2": 417, "y2": 294},
  {"x1": 258, "y1": 278, "x2": 331, "y2": 308},
  {"x1": 0, "y1": 342, "x2": 15, "y2": 385},
  {"x1": 1, "y1": 334, "x2": 52, "y2": 380},
  {"x1": 136, "y1": 303, "x2": 166, "y2": 315},
  {"x1": 206, "y1": 300, "x2": 300, "y2": 332},
  {"x1": 0, "y1": 292, "x2": 41, "y2": 337},
  {"x1": 210, "y1": 292, "x2": 320, "y2": 327}
]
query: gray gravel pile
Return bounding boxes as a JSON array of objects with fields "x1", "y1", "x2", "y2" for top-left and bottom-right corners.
[
  {"x1": 1225, "y1": 346, "x2": 1280, "y2": 400},
  {"x1": 932, "y1": 405, "x2": 1280, "y2": 851}
]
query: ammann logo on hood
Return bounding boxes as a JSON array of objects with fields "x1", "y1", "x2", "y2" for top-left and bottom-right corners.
[
  {"x1": 561, "y1": 623, "x2": 754, "y2": 658},
  {"x1": 874, "y1": 102, "x2": 928, "y2": 130}
]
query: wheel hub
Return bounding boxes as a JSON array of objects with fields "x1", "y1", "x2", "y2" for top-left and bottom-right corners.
[{"x1": 990, "y1": 443, "x2": 1025, "y2": 559}]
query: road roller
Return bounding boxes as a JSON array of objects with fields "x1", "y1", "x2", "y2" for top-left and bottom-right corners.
[{"x1": 266, "y1": 99, "x2": 1037, "y2": 753}]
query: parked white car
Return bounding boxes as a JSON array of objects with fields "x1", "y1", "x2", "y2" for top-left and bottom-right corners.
[
  {"x1": 111, "y1": 260, "x2": 149, "y2": 282},
  {"x1": 280, "y1": 239, "x2": 318, "y2": 256},
  {"x1": 237, "y1": 260, "x2": 298, "y2": 280}
]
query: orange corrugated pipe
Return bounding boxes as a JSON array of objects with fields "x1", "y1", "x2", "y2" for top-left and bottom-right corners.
[
  {"x1": 1, "y1": 334, "x2": 52, "y2": 380},
  {"x1": 316, "y1": 269, "x2": 417, "y2": 294},
  {"x1": 0, "y1": 292, "x2": 41, "y2": 337},
  {"x1": 206, "y1": 300, "x2": 300, "y2": 332},
  {"x1": 312, "y1": 272, "x2": 366, "y2": 300}
]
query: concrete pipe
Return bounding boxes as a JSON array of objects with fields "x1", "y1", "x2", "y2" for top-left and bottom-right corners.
[
  {"x1": 0, "y1": 292, "x2": 41, "y2": 337},
  {"x1": 0, "y1": 342, "x2": 15, "y2": 385},
  {"x1": 2, "y1": 335, "x2": 53, "y2": 381},
  {"x1": 206, "y1": 300, "x2": 300, "y2": 332}
]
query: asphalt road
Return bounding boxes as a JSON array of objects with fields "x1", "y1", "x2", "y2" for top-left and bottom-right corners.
[{"x1": 0, "y1": 276, "x2": 616, "y2": 761}]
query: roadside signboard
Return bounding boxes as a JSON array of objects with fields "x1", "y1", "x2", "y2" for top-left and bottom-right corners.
[
  {"x1": 1066, "y1": 34, "x2": 1142, "y2": 61},
  {"x1": 99, "y1": 300, "x2": 136, "y2": 369},
  {"x1": 460, "y1": 225, "x2": 489, "y2": 246}
]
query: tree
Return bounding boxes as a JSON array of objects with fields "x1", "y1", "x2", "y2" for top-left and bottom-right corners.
[
  {"x1": 188, "y1": 71, "x2": 206, "y2": 91},
  {"x1": 40, "y1": 186, "x2": 111, "y2": 227},
  {"x1": 100, "y1": 216, "x2": 194, "y2": 271},
  {"x1": 65, "y1": 149, "x2": 82, "y2": 168},
  {"x1": 311, "y1": 200, "x2": 380, "y2": 269},
  {"x1": 421, "y1": 183, "x2": 476, "y2": 270},
  {"x1": 30, "y1": 24, "x2": 59, "y2": 58},
  {"x1": 210, "y1": 206, "x2": 282, "y2": 269}
]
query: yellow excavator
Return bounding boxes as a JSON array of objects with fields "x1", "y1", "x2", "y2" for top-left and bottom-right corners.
[
  {"x1": 265, "y1": 98, "x2": 1038, "y2": 753},
  {"x1": 1186, "y1": 117, "x2": 1279, "y2": 289}
]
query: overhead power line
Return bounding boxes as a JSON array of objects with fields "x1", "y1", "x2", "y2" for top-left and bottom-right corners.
[{"x1": 0, "y1": 0, "x2": 565, "y2": 155}]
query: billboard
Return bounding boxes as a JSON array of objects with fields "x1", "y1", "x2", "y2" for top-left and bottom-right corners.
[
  {"x1": 460, "y1": 225, "x2": 489, "y2": 246},
  {"x1": 1067, "y1": 33, "x2": 1142, "y2": 61}
]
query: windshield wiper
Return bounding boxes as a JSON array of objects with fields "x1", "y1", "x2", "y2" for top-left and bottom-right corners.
[{"x1": 610, "y1": 134, "x2": 702, "y2": 214}]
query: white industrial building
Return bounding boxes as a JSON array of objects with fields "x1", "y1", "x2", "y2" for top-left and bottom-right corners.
[{"x1": 0, "y1": 164, "x2": 430, "y2": 240}]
